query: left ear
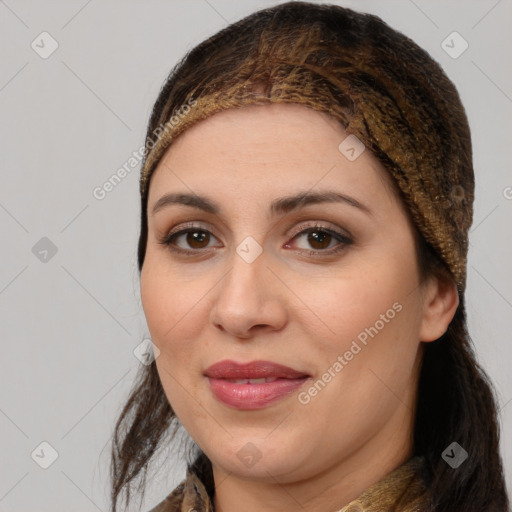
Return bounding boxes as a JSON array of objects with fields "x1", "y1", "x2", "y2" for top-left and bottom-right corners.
[{"x1": 419, "y1": 274, "x2": 460, "y2": 342}]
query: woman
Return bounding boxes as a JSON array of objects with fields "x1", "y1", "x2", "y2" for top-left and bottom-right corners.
[{"x1": 110, "y1": 2, "x2": 510, "y2": 511}]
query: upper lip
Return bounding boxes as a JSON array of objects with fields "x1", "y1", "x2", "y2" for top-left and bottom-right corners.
[{"x1": 204, "y1": 360, "x2": 309, "y2": 379}]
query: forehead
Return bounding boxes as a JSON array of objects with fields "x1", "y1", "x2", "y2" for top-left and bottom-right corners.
[
  {"x1": 148, "y1": 102, "x2": 399, "y2": 209},
  {"x1": 168, "y1": 102, "x2": 345, "y2": 157}
]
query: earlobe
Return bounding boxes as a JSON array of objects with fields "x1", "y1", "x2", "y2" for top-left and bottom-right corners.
[{"x1": 419, "y1": 275, "x2": 460, "y2": 342}]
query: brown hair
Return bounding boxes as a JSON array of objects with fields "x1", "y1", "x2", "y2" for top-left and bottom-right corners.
[{"x1": 110, "y1": 2, "x2": 509, "y2": 511}]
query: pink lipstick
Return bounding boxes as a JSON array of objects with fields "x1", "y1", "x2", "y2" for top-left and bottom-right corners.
[{"x1": 204, "y1": 360, "x2": 310, "y2": 410}]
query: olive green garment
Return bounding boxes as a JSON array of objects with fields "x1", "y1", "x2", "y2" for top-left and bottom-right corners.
[{"x1": 148, "y1": 456, "x2": 429, "y2": 512}]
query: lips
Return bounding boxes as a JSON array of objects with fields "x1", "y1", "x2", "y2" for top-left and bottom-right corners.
[
  {"x1": 204, "y1": 360, "x2": 310, "y2": 410},
  {"x1": 204, "y1": 359, "x2": 308, "y2": 379}
]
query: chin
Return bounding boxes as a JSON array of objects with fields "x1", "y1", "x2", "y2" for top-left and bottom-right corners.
[{"x1": 208, "y1": 441, "x2": 308, "y2": 482}]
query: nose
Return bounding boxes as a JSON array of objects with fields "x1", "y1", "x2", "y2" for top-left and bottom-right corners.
[{"x1": 209, "y1": 248, "x2": 288, "y2": 339}]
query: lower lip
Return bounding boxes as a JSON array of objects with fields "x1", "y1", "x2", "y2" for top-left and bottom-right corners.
[{"x1": 207, "y1": 377, "x2": 309, "y2": 410}]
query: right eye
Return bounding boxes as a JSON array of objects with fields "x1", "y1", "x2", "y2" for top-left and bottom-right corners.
[{"x1": 158, "y1": 225, "x2": 223, "y2": 255}]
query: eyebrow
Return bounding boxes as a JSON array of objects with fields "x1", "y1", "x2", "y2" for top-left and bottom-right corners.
[{"x1": 151, "y1": 190, "x2": 372, "y2": 217}]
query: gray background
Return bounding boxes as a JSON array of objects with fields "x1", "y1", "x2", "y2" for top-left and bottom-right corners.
[{"x1": 0, "y1": 0, "x2": 511, "y2": 510}]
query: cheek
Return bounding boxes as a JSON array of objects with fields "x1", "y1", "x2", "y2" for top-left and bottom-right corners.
[
  {"x1": 140, "y1": 260, "x2": 209, "y2": 414},
  {"x1": 298, "y1": 269, "x2": 403, "y2": 342},
  {"x1": 296, "y1": 270, "x2": 421, "y2": 434},
  {"x1": 300, "y1": 247, "x2": 422, "y2": 370},
  {"x1": 140, "y1": 258, "x2": 206, "y2": 357}
]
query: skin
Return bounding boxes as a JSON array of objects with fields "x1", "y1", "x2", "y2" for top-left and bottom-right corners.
[{"x1": 140, "y1": 103, "x2": 459, "y2": 512}]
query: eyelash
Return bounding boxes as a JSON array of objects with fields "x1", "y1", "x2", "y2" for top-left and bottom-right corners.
[{"x1": 157, "y1": 221, "x2": 353, "y2": 257}]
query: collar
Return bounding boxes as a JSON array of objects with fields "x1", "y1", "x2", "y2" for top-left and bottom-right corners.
[{"x1": 149, "y1": 455, "x2": 428, "y2": 512}]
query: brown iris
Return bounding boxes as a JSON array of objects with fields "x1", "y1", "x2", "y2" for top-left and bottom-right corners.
[
  {"x1": 305, "y1": 230, "x2": 332, "y2": 250},
  {"x1": 186, "y1": 230, "x2": 210, "y2": 249}
]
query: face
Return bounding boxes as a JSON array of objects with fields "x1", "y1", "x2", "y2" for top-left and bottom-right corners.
[{"x1": 141, "y1": 103, "x2": 431, "y2": 485}]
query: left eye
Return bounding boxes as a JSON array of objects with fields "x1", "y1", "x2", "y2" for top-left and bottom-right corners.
[{"x1": 286, "y1": 227, "x2": 352, "y2": 253}]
